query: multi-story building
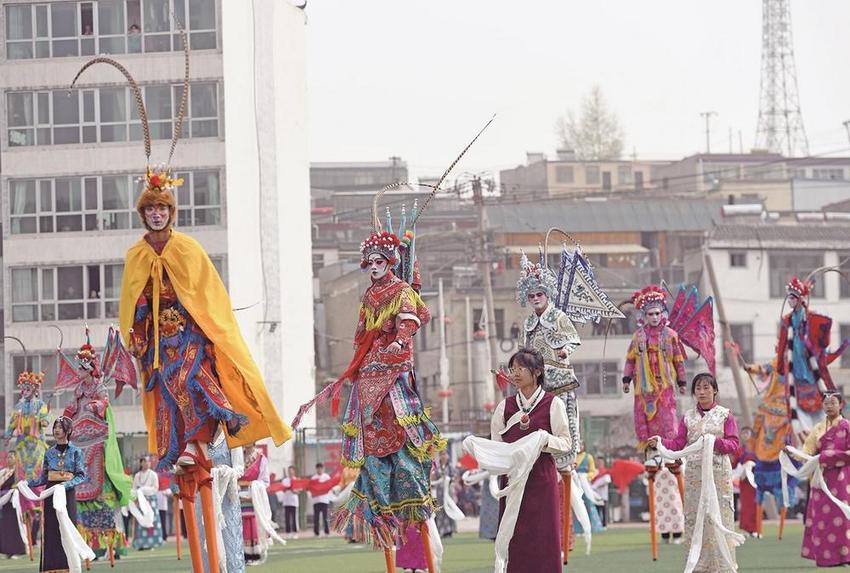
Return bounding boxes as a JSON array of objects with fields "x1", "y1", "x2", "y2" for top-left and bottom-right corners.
[
  {"x1": 0, "y1": 0, "x2": 314, "y2": 470},
  {"x1": 684, "y1": 212, "x2": 850, "y2": 424},
  {"x1": 499, "y1": 150, "x2": 671, "y2": 199},
  {"x1": 656, "y1": 153, "x2": 850, "y2": 211}
]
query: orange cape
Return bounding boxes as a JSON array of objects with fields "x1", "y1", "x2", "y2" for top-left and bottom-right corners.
[{"x1": 118, "y1": 231, "x2": 291, "y2": 451}]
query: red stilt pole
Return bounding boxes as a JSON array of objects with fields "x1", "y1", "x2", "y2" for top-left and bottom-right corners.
[
  {"x1": 174, "y1": 505, "x2": 182, "y2": 560},
  {"x1": 755, "y1": 503, "x2": 763, "y2": 539},
  {"x1": 647, "y1": 466, "x2": 659, "y2": 561},
  {"x1": 419, "y1": 521, "x2": 436, "y2": 573},
  {"x1": 24, "y1": 512, "x2": 34, "y2": 561},
  {"x1": 384, "y1": 546, "x2": 396, "y2": 573},
  {"x1": 779, "y1": 506, "x2": 787, "y2": 540}
]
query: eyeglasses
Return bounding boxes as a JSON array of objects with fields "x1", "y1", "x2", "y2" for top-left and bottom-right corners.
[{"x1": 508, "y1": 366, "x2": 530, "y2": 375}]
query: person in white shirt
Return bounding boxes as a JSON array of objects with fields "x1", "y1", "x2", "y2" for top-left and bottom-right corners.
[
  {"x1": 311, "y1": 463, "x2": 331, "y2": 536},
  {"x1": 282, "y1": 466, "x2": 300, "y2": 538}
]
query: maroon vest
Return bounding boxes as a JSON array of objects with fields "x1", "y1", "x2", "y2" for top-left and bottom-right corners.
[{"x1": 502, "y1": 390, "x2": 554, "y2": 444}]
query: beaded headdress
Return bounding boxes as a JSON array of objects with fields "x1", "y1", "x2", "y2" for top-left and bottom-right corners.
[
  {"x1": 632, "y1": 284, "x2": 668, "y2": 313},
  {"x1": 516, "y1": 251, "x2": 557, "y2": 307},
  {"x1": 786, "y1": 276, "x2": 812, "y2": 300}
]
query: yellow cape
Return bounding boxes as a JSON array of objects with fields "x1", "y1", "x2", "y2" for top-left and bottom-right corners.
[{"x1": 118, "y1": 231, "x2": 291, "y2": 452}]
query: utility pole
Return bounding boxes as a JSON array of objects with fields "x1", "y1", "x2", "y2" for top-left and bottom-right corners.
[
  {"x1": 700, "y1": 111, "x2": 717, "y2": 154},
  {"x1": 703, "y1": 249, "x2": 753, "y2": 426},
  {"x1": 438, "y1": 278, "x2": 450, "y2": 425},
  {"x1": 472, "y1": 176, "x2": 500, "y2": 390},
  {"x1": 465, "y1": 296, "x2": 476, "y2": 410}
]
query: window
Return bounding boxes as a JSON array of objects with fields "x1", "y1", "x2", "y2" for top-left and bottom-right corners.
[
  {"x1": 585, "y1": 166, "x2": 600, "y2": 185},
  {"x1": 573, "y1": 361, "x2": 619, "y2": 396},
  {"x1": 726, "y1": 323, "x2": 753, "y2": 366},
  {"x1": 617, "y1": 165, "x2": 633, "y2": 185},
  {"x1": 729, "y1": 252, "x2": 747, "y2": 268},
  {"x1": 842, "y1": 325, "x2": 850, "y2": 369},
  {"x1": 7, "y1": 83, "x2": 219, "y2": 147},
  {"x1": 841, "y1": 254, "x2": 850, "y2": 299},
  {"x1": 11, "y1": 263, "x2": 124, "y2": 322},
  {"x1": 11, "y1": 352, "x2": 70, "y2": 411},
  {"x1": 812, "y1": 168, "x2": 845, "y2": 181},
  {"x1": 9, "y1": 170, "x2": 223, "y2": 234},
  {"x1": 768, "y1": 252, "x2": 825, "y2": 298},
  {"x1": 472, "y1": 308, "x2": 505, "y2": 340},
  {"x1": 555, "y1": 165, "x2": 574, "y2": 184},
  {"x1": 5, "y1": 0, "x2": 216, "y2": 60}
]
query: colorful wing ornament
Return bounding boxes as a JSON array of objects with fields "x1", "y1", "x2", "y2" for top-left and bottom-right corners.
[{"x1": 668, "y1": 285, "x2": 716, "y2": 375}]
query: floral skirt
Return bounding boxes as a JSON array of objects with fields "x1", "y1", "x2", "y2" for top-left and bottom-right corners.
[{"x1": 132, "y1": 495, "x2": 163, "y2": 550}]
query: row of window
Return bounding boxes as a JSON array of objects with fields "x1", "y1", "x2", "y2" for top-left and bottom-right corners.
[
  {"x1": 7, "y1": 83, "x2": 218, "y2": 148},
  {"x1": 9, "y1": 257, "x2": 224, "y2": 323},
  {"x1": 554, "y1": 164, "x2": 646, "y2": 189},
  {"x1": 5, "y1": 0, "x2": 216, "y2": 60},
  {"x1": 8, "y1": 170, "x2": 222, "y2": 234}
]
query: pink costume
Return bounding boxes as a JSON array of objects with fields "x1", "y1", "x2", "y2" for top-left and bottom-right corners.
[
  {"x1": 623, "y1": 286, "x2": 687, "y2": 449},
  {"x1": 800, "y1": 416, "x2": 850, "y2": 567},
  {"x1": 240, "y1": 449, "x2": 270, "y2": 563}
]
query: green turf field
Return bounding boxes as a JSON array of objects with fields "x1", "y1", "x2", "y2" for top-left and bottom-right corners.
[{"x1": 0, "y1": 522, "x2": 814, "y2": 572}]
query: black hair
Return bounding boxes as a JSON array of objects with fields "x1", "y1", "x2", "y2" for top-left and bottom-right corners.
[
  {"x1": 316, "y1": 462, "x2": 324, "y2": 468},
  {"x1": 690, "y1": 372, "x2": 718, "y2": 396},
  {"x1": 508, "y1": 348, "x2": 545, "y2": 387},
  {"x1": 53, "y1": 416, "x2": 73, "y2": 439}
]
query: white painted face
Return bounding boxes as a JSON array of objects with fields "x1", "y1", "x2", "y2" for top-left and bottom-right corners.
[
  {"x1": 526, "y1": 289, "x2": 549, "y2": 312},
  {"x1": 787, "y1": 293, "x2": 801, "y2": 311},
  {"x1": 20, "y1": 385, "x2": 34, "y2": 400},
  {"x1": 144, "y1": 204, "x2": 170, "y2": 231},
  {"x1": 644, "y1": 306, "x2": 663, "y2": 327},
  {"x1": 367, "y1": 254, "x2": 390, "y2": 280}
]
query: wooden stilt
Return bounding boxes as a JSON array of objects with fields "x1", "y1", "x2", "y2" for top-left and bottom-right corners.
[
  {"x1": 755, "y1": 503, "x2": 763, "y2": 538},
  {"x1": 174, "y1": 505, "x2": 182, "y2": 560},
  {"x1": 383, "y1": 546, "x2": 396, "y2": 573},
  {"x1": 85, "y1": 558, "x2": 91, "y2": 571},
  {"x1": 778, "y1": 506, "x2": 787, "y2": 540},
  {"x1": 108, "y1": 543, "x2": 115, "y2": 567},
  {"x1": 198, "y1": 465, "x2": 221, "y2": 573},
  {"x1": 562, "y1": 473, "x2": 572, "y2": 565},
  {"x1": 647, "y1": 467, "x2": 659, "y2": 561},
  {"x1": 24, "y1": 512, "x2": 34, "y2": 561},
  {"x1": 179, "y1": 489, "x2": 205, "y2": 573},
  {"x1": 419, "y1": 521, "x2": 436, "y2": 573}
]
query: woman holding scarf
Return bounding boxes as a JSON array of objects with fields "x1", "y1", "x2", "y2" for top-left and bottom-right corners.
[
  {"x1": 27, "y1": 417, "x2": 88, "y2": 572},
  {"x1": 648, "y1": 373, "x2": 742, "y2": 573}
]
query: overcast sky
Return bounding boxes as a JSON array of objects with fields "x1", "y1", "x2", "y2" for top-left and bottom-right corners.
[{"x1": 306, "y1": 1, "x2": 850, "y2": 177}]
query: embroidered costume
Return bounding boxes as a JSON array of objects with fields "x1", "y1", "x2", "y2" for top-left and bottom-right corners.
[
  {"x1": 292, "y1": 205, "x2": 445, "y2": 548},
  {"x1": 239, "y1": 448, "x2": 270, "y2": 564},
  {"x1": 661, "y1": 404, "x2": 741, "y2": 573},
  {"x1": 5, "y1": 370, "x2": 49, "y2": 483},
  {"x1": 798, "y1": 416, "x2": 850, "y2": 566},
  {"x1": 28, "y1": 438, "x2": 88, "y2": 573},
  {"x1": 57, "y1": 328, "x2": 135, "y2": 556}
]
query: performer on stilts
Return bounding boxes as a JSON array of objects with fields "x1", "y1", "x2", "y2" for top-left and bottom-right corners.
[
  {"x1": 4, "y1": 339, "x2": 49, "y2": 549},
  {"x1": 291, "y1": 120, "x2": 493, "y2": 573},
  {"x1": 56, "y1": 327, "x2": 136, "y2": 559},
  {"x1": 68, "y1": 36, "x2": 291, "y2": 573},
  {"x1": 623, "y1": 284, "x2": 715, "y2": 559}
]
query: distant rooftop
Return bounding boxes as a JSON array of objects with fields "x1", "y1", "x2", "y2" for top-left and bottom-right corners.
[
  {"x1": 310, "y1": 161, "x2": 408, "y2": 169},
  {"x1": 710, "y1": 223, "x2": 850, "y2": 248},
  {"x1": 485, "y1": 197, "x2": 723, "y2": 233}
]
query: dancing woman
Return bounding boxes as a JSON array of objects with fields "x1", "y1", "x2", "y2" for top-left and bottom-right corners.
[{"x1": 649, "y1": 373, "x2": 743, "y2": 573}]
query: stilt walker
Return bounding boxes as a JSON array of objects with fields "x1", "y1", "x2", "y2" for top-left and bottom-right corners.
[
  {"x1": 71, "y1": 33, "x2": 292, "y2": 573},
  {"x1": 55, "y1": 326, "x2": 137, "y2": 559},
  {"x1": 290, "y1": 121, "x2": 493, "y2": 573},
  {"x1": 516, "y1": 230, "x2": 623, "y2": 561},
  {"x1": 623, "y1": 284, "x2": 715, "y2": 558},
  {"x1": 4, "y1": 337, "x2": 49, "y2": 551}
]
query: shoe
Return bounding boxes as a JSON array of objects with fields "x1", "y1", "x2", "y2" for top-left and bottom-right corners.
[
  {"x1": 673, "y1": 537, "x2": 683, "y2": 545},
  {"x1": 177, "y1": 442, "x2": 199, "y2": 466}
]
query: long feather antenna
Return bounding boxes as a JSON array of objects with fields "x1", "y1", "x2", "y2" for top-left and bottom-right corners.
[
  {"x1": 70, "y1": 57, "x2": 151, "y2": 163},
  {"x1": 168, "y1": 21, "x2": 190, "y2": 167}
]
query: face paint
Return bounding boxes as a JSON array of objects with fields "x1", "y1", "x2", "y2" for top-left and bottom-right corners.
[
  {"x1": 144, "y1": 204, "x2": 170, "y2": 231},
  {"x1": 526, "y1": 290, "x2": 549, "y2": 312},
  {"x1": 367, "y1": 254, "x2": 390, "y2": 280},
  {"x1": 645, "y1": 307, "x2": 663, "y2": 327}
]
